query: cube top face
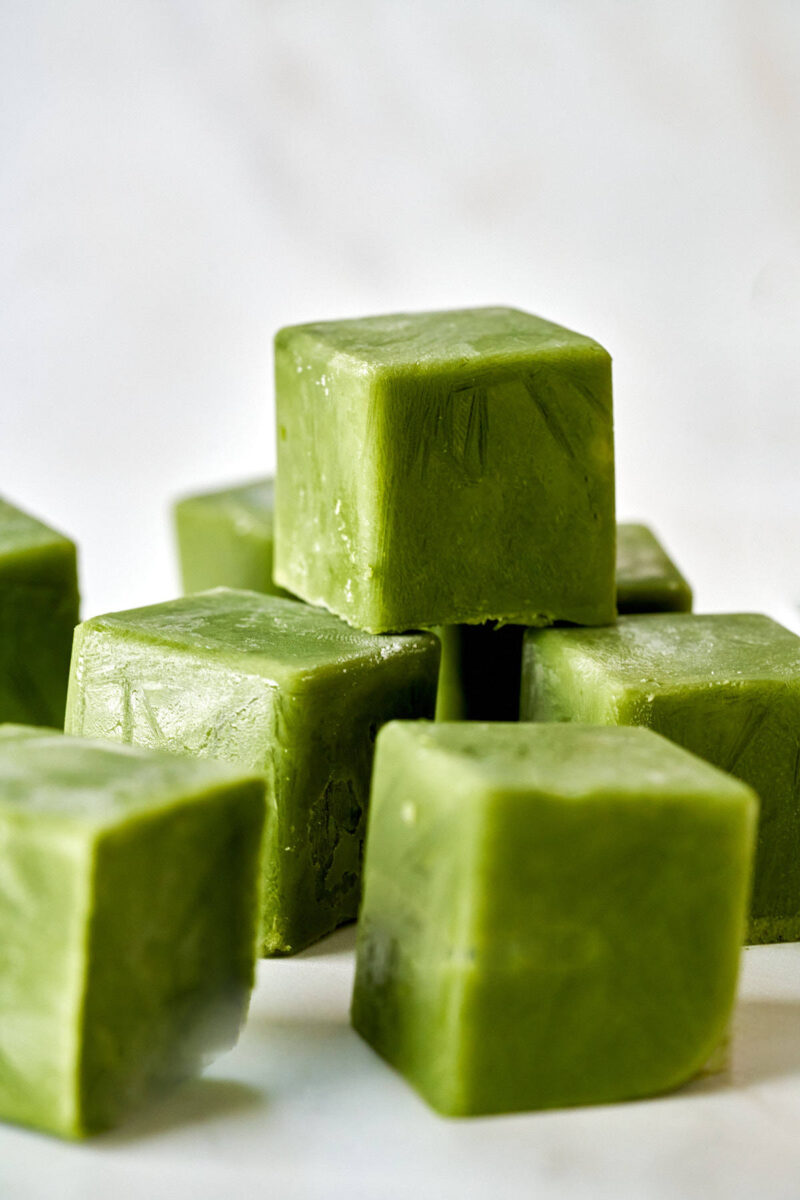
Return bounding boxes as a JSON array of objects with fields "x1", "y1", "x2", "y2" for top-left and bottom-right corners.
[
  {"x1": 275, "y1": 307, "x2": 615, "y2": 633},
  {"x1": 78, "y1": 588, "x2": 435, "y2": 684},
  {"x1": 276, "y1": 306, "x2": 605, "y2": 372},
  {"x1": 356, "y1": 720, "x2": 755, "y2": 1115},
  {"x1": 527, "y1": 612, "x2": 800, "y2": 698},
  {"x1": 0, "y1": 726, "x2": 263, "y2": 830},
  {"x1": 381, "y1": 720, "x2": 754, "y2": 804},
  {"x1": 176, "y1": 478, "x2": 274, "y2": 537},
  {"x1": 616, "y1": 523, "x2": 692, "y2": 614}
]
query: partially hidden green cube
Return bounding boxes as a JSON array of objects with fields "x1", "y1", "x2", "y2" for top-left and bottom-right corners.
[
  {"x1": 0, "y1": 725, "x2": 265, "y2": 1138},
  {"x1": 0, "y1": 496, "x2": 80, "y2": 726},
  {"x1": 275, "y1": 307, "x2": 616, "y2": 633},
  {"x1": 434, "y1": 522, "x2": 692, "y2": 721},
  {"x1": 616, "y1": 522, "x2": 692, "y2": 614},
  {"x1": 65, "y1": 589, "x2": 440, "y2": 955},
  {"x1": 174, "y1": 477, "x2": 291, "y2": 598},
  {"x1": 352, "y1": 721, "x2": 756, "y2": 1116},
  {"x1": 521, "y1": 612, "x2": 800, "y2": 944}
]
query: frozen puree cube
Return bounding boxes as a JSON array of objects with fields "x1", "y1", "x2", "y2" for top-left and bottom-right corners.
[
  {"x1": 274, "y1": 306, "x2": 615, "y2": 633},
  {"x1": 0, "y1": 725, "x2": 265, "y2": 1138},
  {"x1": 434, "y1": 522, "x2": 692, "y2": 722},
  {"x1": 616, "y1": 522, "x2": 692, "y2": 614},
  {"x1": 65, "y1": 589, "x2": 440, "y2": 955},
  {"x1": 352, "y1": 722, "x2": 756, "y2": 1116},
  {"x1": 521, "y1": 612, "x2": 800, "y2": 944},
  {"x1": 0, "y1": 496, "x2": 80, "y2": 726},
  {"x1": 174, "y1": 477, "x2": 291, "y2": 598}
]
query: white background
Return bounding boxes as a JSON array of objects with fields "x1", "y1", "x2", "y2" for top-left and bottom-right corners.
[
  {"x1": 3, "y1": 3, "x2": 800, "y2": 1197},
  {"x1": 2, "y1": 0, "x2": 800, "y2": 617}
]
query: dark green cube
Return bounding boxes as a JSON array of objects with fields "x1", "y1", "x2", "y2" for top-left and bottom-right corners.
[{"x1": 0, "y1": 497, "x2": 80, "y2": 726}]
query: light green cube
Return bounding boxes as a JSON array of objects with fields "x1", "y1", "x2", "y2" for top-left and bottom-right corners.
[
  {"x1": 352, "y1": 722, "x2": 755, "y2": 1115},
  {"x1": 65, "y1": 589, "x2": 439, "y2": 955},
  {"x1": 275, "y1": 307, "x2": 615, "y2": 633},
  {"x1": 0, "y1": 726, "x2": 265, "y2": 1138},
  {"x1": 174, "y1": 478, "x2": 291, "y2": 598}
]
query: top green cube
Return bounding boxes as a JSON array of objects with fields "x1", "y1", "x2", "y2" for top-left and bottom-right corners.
[{"x1": 274, "y1": 307, "x2": 616, "y2": 633}]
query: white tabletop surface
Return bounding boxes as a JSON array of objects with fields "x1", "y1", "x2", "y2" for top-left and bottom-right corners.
[{"x1": 2, "y1": 929, "x2": 800, "y2": 1200}]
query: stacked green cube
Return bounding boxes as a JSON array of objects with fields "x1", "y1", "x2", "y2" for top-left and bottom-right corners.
[
  {"x1": 274, "y1": 307, "x2": 616, "y2": 633},
  {"x1": 37, "y1": 301, "x2": 774, "y2": 1127}
]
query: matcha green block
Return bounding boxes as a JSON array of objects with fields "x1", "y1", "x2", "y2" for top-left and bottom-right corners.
[
  {"x1": 65, "y1": 589, "x2": 439, "y2": 955},
  {"x1": 174, "y1": 477, "x2": 292, "y2": 598},
  {"x1": 0, "y1": 496, "x2": 80, "y2": 726},
  {"x1": 352, "y1": 722, "x2": 755, "y2": 1116},
  {"x1": 521, "y1": 612, "x2": 800, "y2": 944},
  {"x1": 435, "y1": 522, "x2": 692, "y2": 721},
  {"x1": 0, "y1": 725, "x2": 265, "y2": 1139},
  {"x1": 616, "y1": 522, "x2": 692, "y2": 614},
  {"x1": 275, "y1": 306, "x2": 616, "y2": 633}
]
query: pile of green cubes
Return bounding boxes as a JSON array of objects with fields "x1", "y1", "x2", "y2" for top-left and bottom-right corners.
[{"x1": 2, "y1": 305, "x2": 798, "y2": 1134}]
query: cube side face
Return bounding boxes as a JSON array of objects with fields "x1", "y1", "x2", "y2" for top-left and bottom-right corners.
[
  {"x1": 66, "y1": 626, "x2": 278, "y2": 768},
  {"x1": 274, "y1": 331, "x2": 381, "y2": 627},
  {"x1": 351, "y1": 726, "x2": 483, "y2": 1114},
  {"x1": 77, "y1": 782, "x2": 264, "y2": 1134},
  {"x1": 0, "y1": 539, "x2": 80, "y2": 727},
  {"x1": 0, "y1": 818, "x2": 90, "y2": 1137},
  {"x1": 619, "y1": 684, "x2": 800, "y2": 943},
  {"x1": 369, "y1": 345, "x2": 615, "y2": 630},
  {"x1": 175, "y1": 487, "x2": 288, "y2": 598},
  {"x1": 261, "y1": 641, "x2": 440, "y2": 955},
  {"x1": 456, "y1": 784, "x2": 754, "y2": 1113},
  {"x1": 520, "y1": 632, "x2": 625, "y2": 724}
]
